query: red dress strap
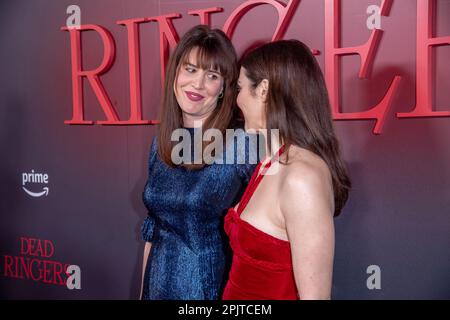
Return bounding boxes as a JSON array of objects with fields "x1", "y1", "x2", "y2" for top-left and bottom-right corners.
[{"x1": 236, "y1": 145, "x2": 286, "y2": 215}]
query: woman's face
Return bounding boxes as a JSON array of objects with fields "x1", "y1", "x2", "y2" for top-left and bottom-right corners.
[
  {"x1": 237, "y1": 67, "x2": 266, "y2": 131},
  {"x1": 174, "y1": 47, "x2": 224, "y2": 127}
]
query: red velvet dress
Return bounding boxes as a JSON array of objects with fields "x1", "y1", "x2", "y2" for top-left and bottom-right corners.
[{"x1": 222, "y1": 146, "x2": 299, "y2": 300}]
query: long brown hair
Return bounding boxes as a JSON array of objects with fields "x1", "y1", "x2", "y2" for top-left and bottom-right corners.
[
  {"x1": 157, "y1": 25, "x2": 238, "y2": 169},
  {"x1": 240, "y1": 40, "x2": 351, "y2": 216}
]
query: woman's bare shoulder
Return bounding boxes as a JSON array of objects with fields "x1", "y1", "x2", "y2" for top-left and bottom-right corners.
[
  {"x1": 280, "y1": 145, "x2": 331, "y2": 183},
  {"x1": 278, "y1": 145, "x2": 334, "y2": 215}
]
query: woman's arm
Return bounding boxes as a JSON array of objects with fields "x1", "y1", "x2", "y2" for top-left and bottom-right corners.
[
  {"x1": 280, "y1": 163, "x2": 335, "y2": 300},
  {"x1": 140, "y1": 241, "x2": 152, "y2": 300}
]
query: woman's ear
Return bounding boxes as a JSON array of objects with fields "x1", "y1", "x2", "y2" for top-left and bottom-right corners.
[{"x1": 257, "y1": 79, "x2": 269, "y2": 102}]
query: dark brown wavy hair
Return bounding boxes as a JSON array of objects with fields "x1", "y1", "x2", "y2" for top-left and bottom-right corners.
[
  {"x1": 157, "y1": 25, "x2": 238, "y2": 169},
  {"x1": 240, "y1": 40, "x2": 351, "y2": 216}
]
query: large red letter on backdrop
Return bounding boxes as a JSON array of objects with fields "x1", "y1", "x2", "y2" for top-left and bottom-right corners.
[
  {"x1": 223, "y1": 0, "x2": 300, "y2": 40},
  {"x1": 397, "y1": 0, "x2": 450, "y2": 119},
  {"x1": 117, "y1": 18, "x2": 158, "y2": 125},
  {"x1": 61, "y1": 25, "x2": 119, "y2": 125},
  {"x1": 146, "y1": 13, "x2": 181, "y2": 86},
  {"x1": 324, "y1": 0, "x2": 402, "y2": 134},
  {"x1": 188, "y1": 7, "x2": 224, "y2": 26}
]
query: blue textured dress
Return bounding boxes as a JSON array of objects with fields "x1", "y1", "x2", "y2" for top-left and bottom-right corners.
[{"x1": 141, "y1": 128, "x2": 258, "y2": 300}]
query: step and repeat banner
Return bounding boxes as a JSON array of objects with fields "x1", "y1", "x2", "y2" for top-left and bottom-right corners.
[{"x1": 0, "y1": 0, "x2": 449, "y2": 299}]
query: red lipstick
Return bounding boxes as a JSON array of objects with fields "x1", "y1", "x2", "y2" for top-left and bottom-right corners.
[{"x1": 185, "y1": 91, "x2": 205, "y2": 102}]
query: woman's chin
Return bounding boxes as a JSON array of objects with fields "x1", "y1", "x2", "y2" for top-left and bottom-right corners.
[{"x1": 180, "y1": 104, "x2": 201, "y2": 115}]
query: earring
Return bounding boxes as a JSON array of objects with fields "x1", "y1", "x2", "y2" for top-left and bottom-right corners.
[{"x1": 218, "y1": 91, "x2": 224, "y2": 99}]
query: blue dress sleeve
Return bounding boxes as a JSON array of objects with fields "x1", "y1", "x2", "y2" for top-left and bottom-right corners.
[
  {"x1": 141, "y1": 215, "x2": 156, "y2": 242},
  {"x1": 141, "y1": 137, "x2": 158, "y2": 242}
]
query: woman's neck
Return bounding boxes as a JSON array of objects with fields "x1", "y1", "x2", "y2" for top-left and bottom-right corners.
[
  {"x1": 259, "y1": 129, "x2": 284, "y2": 162},
  {"x1": 182, "y1": 116, "x2": 204, "y2": 128},
  {"x1": 182, "y1": 106, "x2": 216, "y2": 128}
]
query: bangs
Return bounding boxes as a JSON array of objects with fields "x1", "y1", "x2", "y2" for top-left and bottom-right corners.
[{"x1": 180, "y1": 44, "x2": 230, "y2": 77}]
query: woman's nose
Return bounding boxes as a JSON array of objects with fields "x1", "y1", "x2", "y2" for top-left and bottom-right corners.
[{"x1": 192, "y1": 72, "x2": 206, "y2": 89}]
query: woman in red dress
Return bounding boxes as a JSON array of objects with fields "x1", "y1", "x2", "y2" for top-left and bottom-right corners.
[{"x1": 222, "y1": 40, "x2": 352, "y2": 300}]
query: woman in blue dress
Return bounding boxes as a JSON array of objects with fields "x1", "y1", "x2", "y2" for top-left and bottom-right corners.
[{"x1": 140, "y1": 25, "x2": 258, "y2": 300}]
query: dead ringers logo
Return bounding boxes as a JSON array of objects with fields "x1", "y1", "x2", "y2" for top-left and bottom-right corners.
[
  {"x1": 3, "y1": 237, "x2": 81, "y2": 290},
  {"x1": 61, "y1": 0, "x2": 449, "y2": 135}
]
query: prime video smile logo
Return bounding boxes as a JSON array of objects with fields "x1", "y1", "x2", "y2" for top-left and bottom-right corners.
[{"x1": 22, "y1": 170, "x2": 49, "y2": 198}]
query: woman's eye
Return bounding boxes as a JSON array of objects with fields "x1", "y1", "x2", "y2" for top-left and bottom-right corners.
[
  {"x1": 207, "y1": 73, "x2": 219, "y2": 80},
  {"x1": 185, "y1": 67, "x2": 195, "y2": 73}
]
